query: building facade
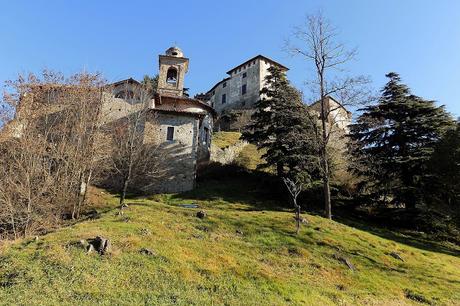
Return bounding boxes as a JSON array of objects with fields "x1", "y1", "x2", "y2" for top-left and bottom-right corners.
[
  {"x1": 104, "y1": 46, "x2": 215, "y2": 193},
  {"x1": 309, "y1": 96, "x2": 352, "y2": 134},
  {"x1": 204, "y1": 55, "x2": 288, "y2": 131}
]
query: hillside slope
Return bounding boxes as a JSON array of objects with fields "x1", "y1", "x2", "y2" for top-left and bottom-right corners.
[
  {"x1": 211, "y1": 131, "x2": 265, "y2": 170},
  {"x1": 0, "y1": 177, "x2": 459, "y2": 305}
]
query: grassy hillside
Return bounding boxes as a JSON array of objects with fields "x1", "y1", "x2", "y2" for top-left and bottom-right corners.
[
  {"x1": 0, "y1": 174, "x2": 459, "y2": 305},
  {"x1": 212, "y1": 131, "x2": 242, "y2": 149},
  {"x1": 212, "y1": 131, "x2": 266, "y2": 170}
]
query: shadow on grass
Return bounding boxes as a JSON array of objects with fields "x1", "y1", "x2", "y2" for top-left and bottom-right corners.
[
  {"x1": 333, "y1": 213, "x2": 460, "y2": 258},
  {"x1": 172, "y1": 164, "x2": 289, "y2": 212},
  {"x1": 175, "y1": 164, "x2": 460, "y2": 258}
]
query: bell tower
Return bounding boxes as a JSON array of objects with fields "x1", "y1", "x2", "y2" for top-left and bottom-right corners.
[{"x1": 157, "y1": 46, "x2": 189, "y2": 97}]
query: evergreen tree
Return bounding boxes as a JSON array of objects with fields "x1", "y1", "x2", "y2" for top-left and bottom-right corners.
[
  {"x1": 349, "y1": 72, "x2": 453, "y2": 208},
  {"x1": 242, "y1": 66, "x2": 319, "y2": 179},
  {"x1": 428, "y1": 120, "x2": 460, "y2": 208},
  {"x1": 142, "y1": 74, "x2": 158, "y2": 95}
]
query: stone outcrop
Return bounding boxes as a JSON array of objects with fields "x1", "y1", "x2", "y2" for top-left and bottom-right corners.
[{"x1": 210, "y1": 140, "x2": 248, "y2": 165}]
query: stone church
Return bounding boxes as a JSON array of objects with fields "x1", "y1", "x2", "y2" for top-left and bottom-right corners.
[
  {"x1": 1, "y1": 46, "x2": 215, "y2": 194},
  {"x1": 105, "y1": 46, "x2": 215, "y2": 193}
]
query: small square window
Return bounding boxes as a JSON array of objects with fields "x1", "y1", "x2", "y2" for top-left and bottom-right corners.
[
  {"x1": 222, "y1": 94, "x2": 226, "y2": 104},
  {"x1": 167, "y1": 126, "x2": 174, "y2": 141},
  {"x1": 242, "y1": 84, "x2": 247, "y2": 95},
  {"x1": 242, "y1": 72, "x2": 247, "y2": 78},
  {"x1": 223, "y1": 82, "x2": 226, "y2": 88}
]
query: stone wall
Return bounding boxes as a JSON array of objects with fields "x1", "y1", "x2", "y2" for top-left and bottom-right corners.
[
  {"x1": 209, "y1": 59, "x2": 262, "y2": 114},
  {"x1": 143, "y1": 112, "x2": 198, "y2": 193},
  {"x1": 309, "y1": 97, "x2": 352, "y2": 133},
  {"x1": 210, "y1": 140, "x2": 248, "y2": 165}
]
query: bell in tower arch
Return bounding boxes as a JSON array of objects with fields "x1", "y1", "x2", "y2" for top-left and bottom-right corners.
[
  {"x1": 157, "y1": 46, "x2": 189, "y2": 97},
  {"x1": 166, "y1": 67, "x2": 178, "y2": 85}
]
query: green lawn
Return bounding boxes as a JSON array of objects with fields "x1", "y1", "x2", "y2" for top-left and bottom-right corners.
[
  {"x1": 212, "y1": 131, "x2": 242, "y2": 149},
  {"x1": 0, "y1": 174, "x2": 459, "y2": 305}
]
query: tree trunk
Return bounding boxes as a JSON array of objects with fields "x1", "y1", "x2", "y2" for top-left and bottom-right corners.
[
  {"x1": 120, "y1": 177, "x2": 129, "y2": 207},
  {"x1": 295, "y1": 200, "x2": 301, "y2": 235},
  {"x1": 277, "y1": 163, "x2": 284, "y2": 177},
  {"x1": 320, "y1": 94, "x2": 332, "y2": 219},
  {"x1": 76, "y1": 170, "x2": 92, "y2": 219},
  {"x1": 323, "y1": 162, "x2": 332, "y2": 219}
]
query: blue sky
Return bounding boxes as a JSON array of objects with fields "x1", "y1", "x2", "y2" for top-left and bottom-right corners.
[{"x1": 1, "y1": 0, "x2": 459, "y2": 116}]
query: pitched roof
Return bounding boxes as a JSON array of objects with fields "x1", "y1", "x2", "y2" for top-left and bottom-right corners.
[
  {"x1": 109, "y1": 78, "x2": 141, "y2": 87},
  {"x1": 206, "y1": 77, "x2": 231, "y2": 94},
  {"x1": 150, "y1": 108, "x2": 206, "y2": 118},
  {"x1": 226, "y1": 55, "x2": 288, "y2": 75},
  {"x1": 155, "y1": 94, "x2": 217, "y2": 117},
  {"x1": 310, "y1": 96, "x2": 352, "y2": 115}
]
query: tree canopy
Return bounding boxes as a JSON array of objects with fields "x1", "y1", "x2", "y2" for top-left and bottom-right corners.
[
  {"x1": 242, "y1": 65, "x2": 320, "y2": 181},
  {"x1": 349, "y1": 72, "x2": 454, "y2": 208}
]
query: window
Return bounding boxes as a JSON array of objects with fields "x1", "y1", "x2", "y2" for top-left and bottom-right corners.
[
  {"x1": 222, "y1": 94, "x2": 226, "y2": 104},
  {"x1": 166, "y1": 126, "x2": 174, "y2": 141},
  {"x1": 242, "y1": 72, "x2": 247, "y2": 78},
  {"x1": 222, "y1": 82, "x2": 226, "y2": 88},
  {"x1": 242, "y1": 84, "x2": 247, "y2": 95},
  {"x1": 166, "y1": 67, "x2": 178, "y2": 85}
]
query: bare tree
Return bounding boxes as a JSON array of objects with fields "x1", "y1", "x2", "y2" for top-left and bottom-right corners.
[
  {"x1": 106, "y1": 84, "x2": 163, "y2": 208},
  {"x1": 286, "y1": 12, "x2": 371, "y2": 219},
  {"x1": 0, "y1": 71, "x2": 111, "y2": 238},
  {"x1": 283, "y1": 177, "x2": 304, "y2": 234}
]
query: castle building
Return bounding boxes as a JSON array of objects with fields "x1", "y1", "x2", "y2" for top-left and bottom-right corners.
[
  {"x1": 204, "y1": 55, "x2": 288, "y2": 131},
  {"x1": 310, "y1": 96, "x2": 352, "y2": 134},
  {"x1": 203, "y1": 55, "x2": 353, "y2": 134}
]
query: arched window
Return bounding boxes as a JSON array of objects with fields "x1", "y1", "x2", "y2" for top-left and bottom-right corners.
[{"x1": 166, "y1": 67, "x2": 178, "y2": 85}]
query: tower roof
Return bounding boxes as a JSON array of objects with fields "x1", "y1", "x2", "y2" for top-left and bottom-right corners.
[{"x1": 165, "y1": 46, "x2": 184, "y2": 58}]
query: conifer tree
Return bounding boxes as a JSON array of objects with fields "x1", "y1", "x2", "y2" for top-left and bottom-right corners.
[
  {"x1": 349, "y1": 72, "x2": 453, "y2": 208},
  {"x1": 242, "y1": 66, "x2": 319, "y2": 179},
  {"x1": 428, "y1": 120, "x2": 460, "y2": 208}
]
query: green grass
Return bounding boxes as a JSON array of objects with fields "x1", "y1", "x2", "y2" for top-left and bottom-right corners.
[
  {"x1": 212, "y1": 131, "x2": 243, "y2": 149},
  {"x1": 0, "y1": 175, "x2": 459, "y2": 305},
  {"x1": 235, "y1": 143, "x2": 265, "y2": 170},
  {"x1": 212, "y1": 131, "x2": 266, "y2": 170}
]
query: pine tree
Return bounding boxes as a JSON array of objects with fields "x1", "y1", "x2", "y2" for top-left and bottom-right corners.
[
  {"x1": 242, "y1": 66, "x2": 319, "y2": 179},
  {"x1": 142, "y1": 74, "x2": 158, "y2": 95},
  {"x1": 428, "y1": 120, "x2": 460, "y2": 208},
  {"x1": 349, "y1": 72, "x2": 453, "y2": 208}
]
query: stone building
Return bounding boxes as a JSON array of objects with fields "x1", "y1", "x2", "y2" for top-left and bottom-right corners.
[
  {"x1": 106, "y1": 46, "x2": 215, "y2": 193},
  {"x1": 309, "y1": 96, "x2": 352, "y2": 134},
  {"x1": 1, "y1": 46, "x2": 215, "y2": 194},
  {"x1": 204, "y1": 55, "x2": 288, "y2": 131}
]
